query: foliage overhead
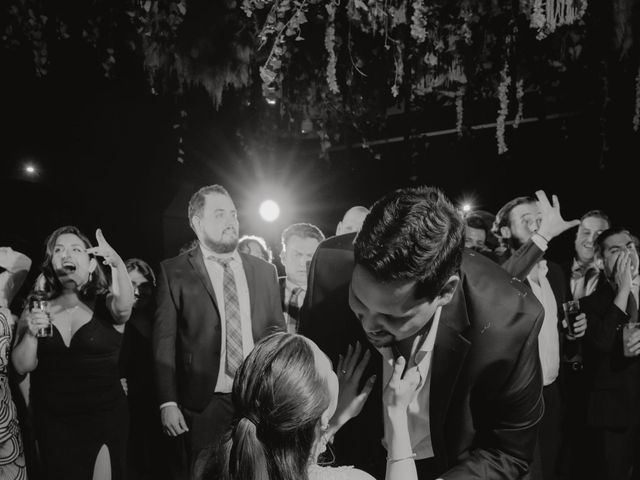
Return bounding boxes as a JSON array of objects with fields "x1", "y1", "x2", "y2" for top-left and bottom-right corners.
[{"x1": 2, "y1": 0, "x2": 640, "y2": 156}]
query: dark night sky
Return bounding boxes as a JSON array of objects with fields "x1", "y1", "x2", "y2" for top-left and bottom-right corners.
[{"x1": 1, "y1": 29, "x2": 638, "y2": 295}]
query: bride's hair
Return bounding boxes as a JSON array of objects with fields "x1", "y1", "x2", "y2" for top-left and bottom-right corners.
[{"x1": 201, "y1": 332, "x2": 332, "y2": 480}]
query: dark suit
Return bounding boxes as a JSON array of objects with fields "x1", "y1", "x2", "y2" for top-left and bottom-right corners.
[
  {"x1": 500, "y1": 239, "x2": 572, "y2": 480},
  {"x1": 153, "y1": 246, "x2": 284, "y2": 471},
  {"x1": 301, "y1": 233, "x2": 545, "y2": 480},
  {"x1": 581, "y1": 280, "x2": 640, "y2": 479}
]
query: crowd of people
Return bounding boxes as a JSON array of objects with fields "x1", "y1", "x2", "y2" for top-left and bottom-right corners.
[{"x1": 0, "y1": 183, "x2": 638, "y2": 480}]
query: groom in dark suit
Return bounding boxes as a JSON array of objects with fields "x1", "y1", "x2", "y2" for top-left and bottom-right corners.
[
  {"x1": 301, "y1": 186, "x2": 545, "y2": 480},
  {"x1": 153, "y1": 184, "x2": 284, "y2": 476}
]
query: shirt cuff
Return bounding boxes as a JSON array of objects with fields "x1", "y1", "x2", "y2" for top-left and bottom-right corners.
[
  {"x1": 531, "y1": 233, "x2": 549, "y2": 252},
  {"x1": 160, "y1": 401, "x2": 178, "y2": 410}
]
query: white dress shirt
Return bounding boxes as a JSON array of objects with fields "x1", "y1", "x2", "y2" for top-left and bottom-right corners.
[
  {"x1": 159, "y1": 246, "x2": 255, "y2": 410},
  {"x1": 378, "y1": 306, "x2": 442, "y2": 460},
  {"x1": 200, "y1": 245, "x2": 254, "y2": 393},
  {"x1": 527, "y1": 260, "x2": 560, "y2": 386},
  {"x1": 569, "y1": 258, "x2": 600, "y2": 300}
]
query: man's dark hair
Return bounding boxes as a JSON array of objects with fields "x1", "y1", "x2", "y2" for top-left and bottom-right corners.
[
  {"x1": 580, "y1": 209, "x2": 610, "y2": 226},
  {"x1": 492, "y1": 196, "x2": 536, "y2": 239},
  {"x1": 280, "y1": 223, "x2": 325, "y2": 253},
  {"x1": 465, "y1": 214, "x2": 487, "y2": 232},
  {"x1": 354, "y1": 186, "x2": 465, "y2": 301},
  {"x1": 188, "y1": 185, "x2": 231, "y2": 232},
  {"x1": 595, "y1": 227, "x2": 633, "y2": 257}
]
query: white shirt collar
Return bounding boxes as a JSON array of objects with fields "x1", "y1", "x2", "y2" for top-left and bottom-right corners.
[{"x1": 377, "y1": 306, "x2": 442, "y2": 378}]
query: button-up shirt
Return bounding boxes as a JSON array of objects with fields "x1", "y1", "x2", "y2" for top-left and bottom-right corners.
[
  {"x1": 570, "y1": 258, "x2": 600, "y2": 300},
  {"x1": 201, "y1": 245, "x2": 254, "y2": 393},
  {"x1": 378, "y1": 306, "x2": 442, "y2": 460},
  {"x1": 527, "y1": 260, "x2": 560, "y2": 386}
]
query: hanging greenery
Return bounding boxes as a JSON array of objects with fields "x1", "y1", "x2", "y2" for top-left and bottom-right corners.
[{"x1": 2, "y1": 0, "x2": 639, "y2": 156}]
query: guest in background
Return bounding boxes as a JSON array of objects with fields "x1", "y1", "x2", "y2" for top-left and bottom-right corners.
[
  {"x1": 566, "y1": 210, "x2": 611, "y2": 300},
  {"x1": 120, "y1": 258, "x2": 169, "y2": 480},
  {"x1": 153, "y1": 185, "x2": 284, "y2": 477},
  {"x1": 280, "y1": 223, "x2": 325, "y2": 333},
  {"x1": 0, "y1": 246, "x2": 31, "y2": 480},
  {"x1": 558, "y1": 210, "x2": 609, "y2": 478},
  {"x1": 581, "y1": 227, "x2": 640, "y2": 480},
  {"x1": 464, "y1": 213, "x2": 499, "y2": 262},
  {"x1": 12, "y1": 226, "x2": 134, "y2": 480},
  {"x1": 238, "y1": 235, "x2": 272, "y2": 263},
  {"x1": 336, "y1": 206, "x2": 369, "y2": 236}
]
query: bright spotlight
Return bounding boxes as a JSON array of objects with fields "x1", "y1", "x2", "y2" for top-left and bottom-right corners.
[
  {"x1": 25, "y1": 164, "x2": 36, "y2": 174},
  {"x1": 462, "y1": 204, "x2": 472, "y2": 213},
  {"x1": 259, "y1": 200, "x2": 280, "y2": 222}
]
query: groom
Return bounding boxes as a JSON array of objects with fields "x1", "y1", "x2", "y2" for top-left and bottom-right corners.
[{"x1": 301, "y1": 186, "x2": 544, "y2": 479}]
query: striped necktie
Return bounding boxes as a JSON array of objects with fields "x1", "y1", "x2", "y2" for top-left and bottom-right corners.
[{"x1": 210, "y1": 256, "x2": 244, "y2": 377}]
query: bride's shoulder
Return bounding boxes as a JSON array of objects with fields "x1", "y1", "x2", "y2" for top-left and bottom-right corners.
[{"x1": 308, "y1": 465, "x2": 377, "y2": 480}]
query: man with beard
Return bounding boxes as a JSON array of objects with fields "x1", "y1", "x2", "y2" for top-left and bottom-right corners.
[
  {"x1": 153, "y1": 184, "x2": 284, "y2": 476},
  {"x1": 493, "y1": 192, "x2": 586, "y2": 480},
  {"x1": 301, "y1": 186, "x2": 545, "y2": 480}
]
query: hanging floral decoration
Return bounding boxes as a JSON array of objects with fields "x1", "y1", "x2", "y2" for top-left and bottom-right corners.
[
  {"x1": 456, "y1": 86, "x2": 465, "y2": 136},
  {"x1": 527, "y1": 0, "x2": 588, "y2": 40},
  {"x1": 496, "y1": 63, "x2": 511, "y2": 155},
  {"x1": 2, "y1": 0, "x2": 640, "y2": 156},
  {"x1": 513, "y1": 79, "x2": 525, "y2": 129},
  {"x1": 633, "y1": 65, "x2": 640, "y2": 132},
  {"x1": 324, "y1": 1, "x2": 339, "y2": 94}
]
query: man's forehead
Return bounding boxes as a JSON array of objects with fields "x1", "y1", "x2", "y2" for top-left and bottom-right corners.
[
  {"x1": 204, "y1": 193, "x2": 235, "y2": 210},
  {"x1": 351, "y1": 265, "x2": 421, "y2": 308},
  {"x1": 510, "y1": 202, "x2": 539, "y2": 221},
  {"x1": 286, "y1": 235, "x2": 319, "y2": 250},
  {"x1": 581, "y1": 216, "x2": 609, "y2": 231},
  {"x1": 604, "y1": 233, "x2": 632, "y2": 249}
]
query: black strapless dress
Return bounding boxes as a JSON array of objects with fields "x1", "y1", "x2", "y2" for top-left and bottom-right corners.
[{"x1": 31, "y1": 296, "x2": 128, "y2": 480}]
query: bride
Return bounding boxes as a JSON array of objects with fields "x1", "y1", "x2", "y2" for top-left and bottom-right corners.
[{"x1": 200, "y1": 332, "x2": 418, "y2": 480}]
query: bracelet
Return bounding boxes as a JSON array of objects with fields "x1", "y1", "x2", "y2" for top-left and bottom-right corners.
[{"x1": 387, "y1": 453, "x2": 416, "y2": 464}]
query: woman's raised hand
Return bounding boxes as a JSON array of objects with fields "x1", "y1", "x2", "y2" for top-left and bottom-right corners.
[
  {"x1": 383, "y1": 356, "x2": 421, "y2": 416},
  {"x1": 332, "y1": 342, "x2": 376, "y2": 427},
  {"x1": 87, "y1": 229, "x2": 123, "y2": 269}
]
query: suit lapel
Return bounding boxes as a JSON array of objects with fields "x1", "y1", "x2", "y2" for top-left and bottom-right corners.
[
  {"x1": 188, "y1": 247, "x2": 219, "y2": 311},
  {"x1": 240, "y1": 253, "x2": 257, "y2": 330},
  {"x1": 430, "y1": 285, "x2": 471, "y2": 470}
]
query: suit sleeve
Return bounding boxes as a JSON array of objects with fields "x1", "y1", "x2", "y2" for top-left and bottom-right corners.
[
  {"x1": 152, "y1": 262, "x2": 178, "y2": 406},
  {"x1": 501, "y1": 239, "x2": 545, "y2": 281},
  {"x1": 583, "y1": 298, "x2": 629, "y2": 354},
  {"x1": 442, "y1": 309, "x2": 544, "y2": 480}
]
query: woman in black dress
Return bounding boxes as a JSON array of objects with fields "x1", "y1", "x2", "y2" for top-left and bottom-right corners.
[{"x1": 12, "y1": 226, "x2": 135, "y2": 480}]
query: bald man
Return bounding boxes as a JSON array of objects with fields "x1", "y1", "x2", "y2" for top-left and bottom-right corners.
[{"x1": 336, "y1": 206, "x2": 369, "y2": 236}]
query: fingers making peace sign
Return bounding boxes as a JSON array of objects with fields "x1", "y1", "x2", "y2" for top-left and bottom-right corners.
[{"x1": 86, "y1": 229, "x2": 123, "y2": 269}]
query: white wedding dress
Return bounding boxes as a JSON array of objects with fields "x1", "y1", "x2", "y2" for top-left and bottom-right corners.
[{"x1": 308, "y1": 464, "x2": 377, "y2": 480}]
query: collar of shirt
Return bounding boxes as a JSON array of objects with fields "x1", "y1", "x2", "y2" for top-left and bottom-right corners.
[
  {"x1": 378, "y1": 306, "x2": 442, "y2": 384},
  {"x1": 285, "y1": 278, "x2": 306, "y2": 295},
  {"x1": 571, "y1": 258, "x2": 598, "y2": 279},
  {"x1": 200, "y1": 244, "x2": 241, "y2": 265}
]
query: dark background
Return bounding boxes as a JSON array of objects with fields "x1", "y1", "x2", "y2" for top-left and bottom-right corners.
[{"x1": 1, "y1": 30, "x2": 637, "y2": 301}]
